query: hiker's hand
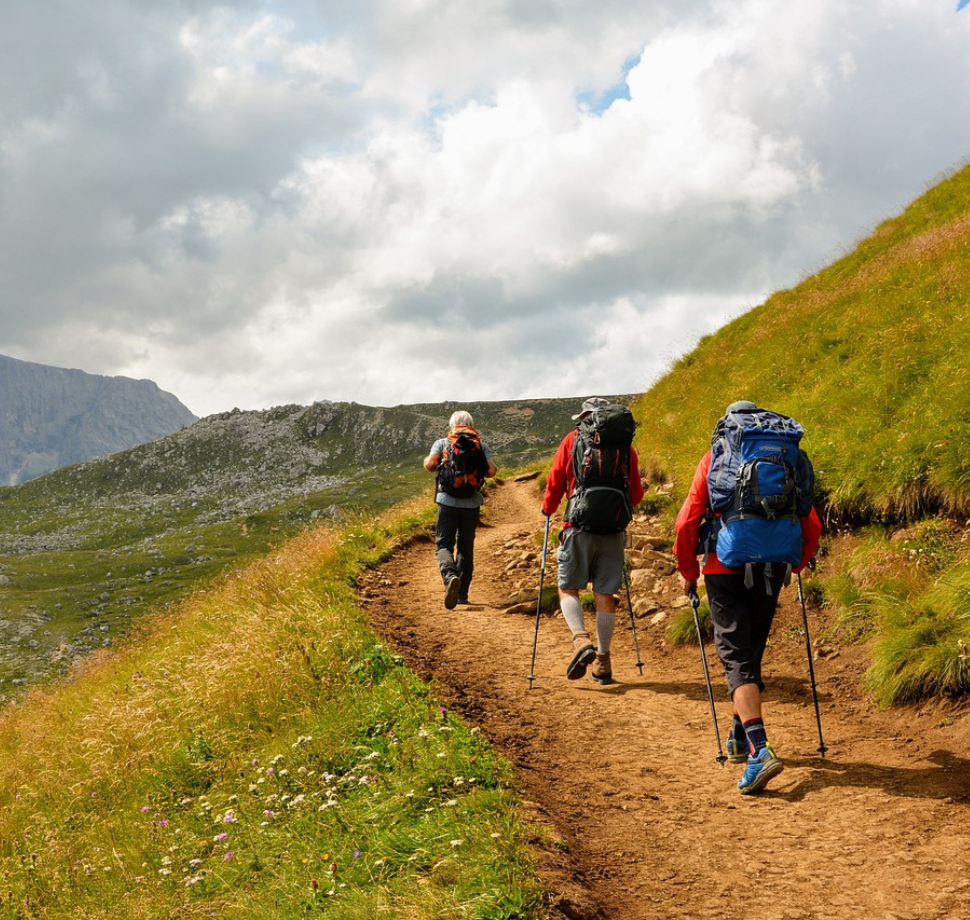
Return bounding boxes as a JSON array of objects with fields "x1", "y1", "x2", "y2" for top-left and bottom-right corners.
[{"x1": 678, "y1": 574, "x2": 696, "y2": 596}]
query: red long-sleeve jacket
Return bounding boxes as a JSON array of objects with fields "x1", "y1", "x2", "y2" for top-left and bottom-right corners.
[
  {"x1": 542, "y1": 430, "x2": 645, "y2": 519},
  {"x1": 673, "y1": 449, "x2": 822, "y2": 581}
]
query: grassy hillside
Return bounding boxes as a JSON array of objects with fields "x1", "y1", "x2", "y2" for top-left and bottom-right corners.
[
  {"x1": 633, "y1": 160, "x2": 970, "y2": 705},
  {"x1": 0, "y1": 498, "x2": 546, "y2": 918},
  {"x1": 634, "y1": 162, "x2": 970, "y2": 522}
]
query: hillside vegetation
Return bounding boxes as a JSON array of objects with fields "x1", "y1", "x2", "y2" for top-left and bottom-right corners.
[
  {"x1": 633, "y1": 160, "x2": 970, "y2": 705},
  {"x1": 0, "y1": 498, "x2": 544, "y2": 919}
]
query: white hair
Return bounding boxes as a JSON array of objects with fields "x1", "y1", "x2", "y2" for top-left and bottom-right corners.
[{"x1": 449, "y1": 410, "x2": 474, "y2": 427}]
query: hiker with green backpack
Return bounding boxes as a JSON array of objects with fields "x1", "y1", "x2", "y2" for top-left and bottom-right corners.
[
  {"x1": 542, "y1": 397, "x2": 644, "y2": 684},
  {"x1": 424, "y1": 411, "x2": 497, "y2": 609},
  {"x1": 674, "y1": 400, "x2": 821, "y2": 794}
]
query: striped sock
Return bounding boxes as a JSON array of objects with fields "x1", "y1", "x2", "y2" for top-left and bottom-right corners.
[{"x1": 742, "y1": 718, "x2": 768, "y2": 756}]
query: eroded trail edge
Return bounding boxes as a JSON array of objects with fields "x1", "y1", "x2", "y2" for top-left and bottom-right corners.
[{"x1": 359, "y1": 477, "x2": 970, "y2": 920}]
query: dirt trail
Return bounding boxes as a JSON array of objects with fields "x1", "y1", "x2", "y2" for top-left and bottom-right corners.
[{"x1": 358, "y1": 477, "x2": 970, "y2": 920}]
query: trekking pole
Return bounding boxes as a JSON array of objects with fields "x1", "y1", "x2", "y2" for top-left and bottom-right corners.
[
  {"x1": 797, "y1": 571, "x2": 828, "y2": 758},
  {"x1": 527, "y1": 515, "x2": 552, "y2": 689},
  {"x1": 622, "y1": 561, "x2": 644, "y2": 675},
  {"x1": 689, "y1": 588, "x2": 727, "y2": 766}
]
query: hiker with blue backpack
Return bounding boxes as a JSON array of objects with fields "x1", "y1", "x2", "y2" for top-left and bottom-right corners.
[
  {"x1": 424, "y1": 411, "x2": 497, "y2": 609},
  {"x1": 542, "y1": 397, "x2": 644, "y2": 684},
  {"x1": 673, "y1": 400, "x2": 821, "y2": 794}
]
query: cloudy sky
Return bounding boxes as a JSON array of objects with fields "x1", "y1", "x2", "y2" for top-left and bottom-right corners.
[{"x1": 1, "y1": 0, "x2": 968, "y2": 418}]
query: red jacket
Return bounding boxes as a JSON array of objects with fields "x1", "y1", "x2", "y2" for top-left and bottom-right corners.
[
  {"x1": 674, "y1": 449, "x2": 822, "y2": 581},
  {"x1": 542, "y1": 429, "x2": 645, "y2": 519}
]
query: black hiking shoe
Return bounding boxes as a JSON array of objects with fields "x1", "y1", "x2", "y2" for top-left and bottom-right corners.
[
  {"x1": 444, "y1": 575, "x2": 461, "y2": 610},
  {"x1": 566, "y1": 632, "x2": 596, "y2": 680}
]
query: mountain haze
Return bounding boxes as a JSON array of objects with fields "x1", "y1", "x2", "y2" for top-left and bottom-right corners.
[{"x1": 0, "y1": 354, "x2": 197, "y2": 485}]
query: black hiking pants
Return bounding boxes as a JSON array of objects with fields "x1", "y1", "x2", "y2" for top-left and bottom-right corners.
[
  {"x1": 705, "y1": 566, "x2": 786, "y2": 695},
  {"x1": 435, "y1": 504, "x2": 480, "y2": 599}
]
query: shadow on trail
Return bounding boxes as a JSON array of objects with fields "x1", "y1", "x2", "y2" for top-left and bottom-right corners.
[
  {"x1": 598, "y1": 675, "x2": 833, "y2": 707},
  {"x1": 749, "y1": 748, "x2": 970, "y2": 804}
]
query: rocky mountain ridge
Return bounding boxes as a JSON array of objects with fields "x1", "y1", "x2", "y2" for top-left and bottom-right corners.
[{"x1": 0, "y1": 354, "x2": 197, "y2": 485}]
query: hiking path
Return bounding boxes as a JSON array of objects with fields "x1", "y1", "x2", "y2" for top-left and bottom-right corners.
[{"x1": 358, "y1": 476, "x2": 970, "y2": 920}]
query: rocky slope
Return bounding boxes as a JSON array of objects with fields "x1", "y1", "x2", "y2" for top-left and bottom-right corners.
[{"x1": 0, "y1": 354, "x2": 197, "y2": 485}]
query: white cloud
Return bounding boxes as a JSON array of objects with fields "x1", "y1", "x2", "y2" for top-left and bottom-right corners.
[{"x1": 0, "y1": 0, "x2": 968, "y2": 416}]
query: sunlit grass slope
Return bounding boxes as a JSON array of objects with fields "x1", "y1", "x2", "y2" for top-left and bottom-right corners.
[
  {"x1": 634, "y1": 161, "x2": 970, "y2": 705},
  {"x1": 0, "y1": 500, "x2": 544, "y2": 919},
  {"x1": 634, "y1": 161, "x2": 970, "y2": 522}
]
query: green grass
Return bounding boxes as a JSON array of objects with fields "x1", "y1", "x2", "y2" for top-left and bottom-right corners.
[
  {"x1": 0, "y1": 498, "x2": 546, "y2": 918},
  {"x1": 631, "y1": 160, "x2": 970, "y2": 704}
]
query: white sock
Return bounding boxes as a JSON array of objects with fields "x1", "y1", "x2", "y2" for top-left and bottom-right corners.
[
  {"x1": 596, "y1": 610, "x2": 616, "y2": 653},
  {"x1": 560, "y1": 594, "x2": 586, "y2": 634}
]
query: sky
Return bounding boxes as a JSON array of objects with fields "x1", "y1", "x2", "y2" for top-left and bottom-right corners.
[{"x1": 1, "y1": 1, "x2": 969, "y2": 418}]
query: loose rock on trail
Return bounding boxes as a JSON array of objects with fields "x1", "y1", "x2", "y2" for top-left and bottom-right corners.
[{"x1": 358, "y1": 476, "x2": 970, "y2": 920}]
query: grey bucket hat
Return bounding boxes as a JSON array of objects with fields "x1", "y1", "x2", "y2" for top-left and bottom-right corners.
[{"x1": 572, "y1": 396, "x2": 611, "y2": 420}]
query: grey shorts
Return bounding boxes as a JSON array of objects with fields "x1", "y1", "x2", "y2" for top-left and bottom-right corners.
[{"x1": 556, "y1": 527, "x2": 626, "y2": 594}]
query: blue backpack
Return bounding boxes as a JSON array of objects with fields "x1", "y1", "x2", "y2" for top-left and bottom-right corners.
[{"x1": 705, "y1": 407, "x2": 814, "y2": 586}]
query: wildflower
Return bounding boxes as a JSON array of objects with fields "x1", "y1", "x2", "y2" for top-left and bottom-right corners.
[
  {"x1": 222, "y1": 812, "x2": 237, "y2": 823},
  {"x1": 214, "y1": 833, "x2": 228, "y2": 843},
  {"x1": 141, "y1": 806, "x2": 150, "y2": 813},
  {"x1": 223, "y1": 852, "x2": 235, "y2": 862},
  {"x1": 353, "y1": 849, "x2": 360, "y2": 858}
]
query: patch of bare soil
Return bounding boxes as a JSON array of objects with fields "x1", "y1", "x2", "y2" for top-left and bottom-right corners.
[{"x1": 358, "y1": 477, "x2": 970, "y2": 920}]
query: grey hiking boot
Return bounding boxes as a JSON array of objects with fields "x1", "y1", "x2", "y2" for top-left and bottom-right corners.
[
  {"x1": 566, "y1": 632, "x2": 596, "y2": 680},
  {"x1": 591, "y1": 652, "x2": 613, "y2": 685},
  {"x1": 444, "y1": 575, "x2": 461, "y2": 610}
]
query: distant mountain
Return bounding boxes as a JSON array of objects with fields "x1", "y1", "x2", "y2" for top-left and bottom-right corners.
[{"x1": 0, "y1": 354, "x2": 197, "y2": 485}]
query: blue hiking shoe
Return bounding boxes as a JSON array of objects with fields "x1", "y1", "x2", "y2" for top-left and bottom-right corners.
[
  {"x1": 726, "y1": 735, "x2": 749, "y2": 764},
  {"x1": 737, "y1": 744, "x2": 784, "y2": 794}
]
